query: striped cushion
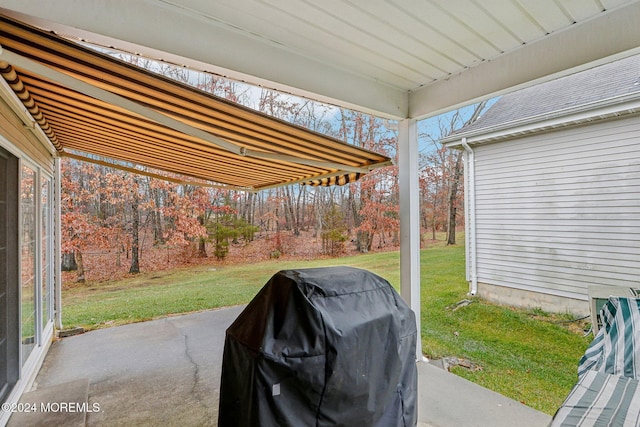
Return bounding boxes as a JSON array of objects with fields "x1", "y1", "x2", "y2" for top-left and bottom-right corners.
[
  {"x1": 550, "y1": 370, "x2": 640, "y2": 427},
  {"x1": 578, "y1": 297, "x2": 640, "y2": 380}
]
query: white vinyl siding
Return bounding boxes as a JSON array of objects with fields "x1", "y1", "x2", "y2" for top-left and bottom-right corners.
[{"x1": 473, "y1": 115, "x2": 640, "y2": 301}]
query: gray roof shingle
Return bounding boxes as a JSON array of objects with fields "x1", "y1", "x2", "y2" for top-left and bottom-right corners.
[{"x1": 448, "y1": 54, "x2": 640, "y2": 138}]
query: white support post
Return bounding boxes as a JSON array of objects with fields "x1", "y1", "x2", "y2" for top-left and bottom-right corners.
[
  {"x1": 398, "y1": 119, "x2": 422, "y2": 359},
  {"x1": 53, "y1": 157, "x2": 63, "y2": 330}
]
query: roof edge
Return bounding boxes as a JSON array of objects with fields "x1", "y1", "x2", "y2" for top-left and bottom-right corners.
[{"x1": 443, "y1": 91, "x2": 640, "y2": 147}]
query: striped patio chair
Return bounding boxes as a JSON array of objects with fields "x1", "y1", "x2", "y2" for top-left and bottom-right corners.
[
  {"x1": 550, "y1": 370, "x2": 640, "y2": 426},
  {"x1": 550, "y1": 297, "x2": 640, "y2": 427},
  {"x1": 578, "y1": 297, "x2": 640, "y2": 380}
]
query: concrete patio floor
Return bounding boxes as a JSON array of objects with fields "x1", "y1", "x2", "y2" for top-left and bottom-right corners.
[{"x1": 7, "y1": 306, "x2": 552, "y2": 427}]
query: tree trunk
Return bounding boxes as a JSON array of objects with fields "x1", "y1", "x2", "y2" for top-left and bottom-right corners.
[
  {"x1": 311, "y1": 191, "x2": 320, "y2": 238},
  {"x1": 150, "y1": 185, "x2": 164, "y2": 245},
  {"x1": 447, "y1": 150, "x2": 463, "y2": 245},
  {"x1": 198, "y1": 238, "x2": 207, "y2": 257},
  {"x1": 197, "y1": 215, "x2": 208, "y2": 257},
  {"x1": 283, "y1": 186, "x2": 298, "y2": 235},
  {"x1": 351, "y1": 189, "x2": 368, "y2": 252},
  {"x1": 295, "y1": 185, "x2": 304, "y2": 233},
  {"x1": 149, "y1": 210, "x2": 158, "y2": 245},
  {"x1": 116, "y1": 243, "x2": 122, "y2": 268},
  {"x1": 61, "y1": 251, "x2": 77, "y2": 271},
  {"x1": 149, "y1": 188, "x2": 165, "y2": 246},
  {"x1": 366, "y1": 231, "x2": 374, "y2": 252},
  {"x1": 75, "y1": 250, "x2": 86, "y2": 283},
  {"x1": 445, "y1": 101, "x2": 486, "y2": 245},
  {"x1": 129, "y1": 181, "x2": 140, "y2": 274}
]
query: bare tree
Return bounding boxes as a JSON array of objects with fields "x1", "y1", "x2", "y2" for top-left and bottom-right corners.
[
  {"x1": 420, "y1": 101, "x2": 489, "y2": 245},
  {"x1": 129, "y1": 176, "x2": 141, "y2": 274},
  {"x1": 446, "y1": 101, "x2": 487, "y2": 245}
]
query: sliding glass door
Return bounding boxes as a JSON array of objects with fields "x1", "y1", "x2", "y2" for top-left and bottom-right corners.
[
  {"x1": 0, "y1": 146, "x2": 54, "y2": 406},
  {"x1": 20, "y1": 165, "x2": 36, "y2": 366},
  {"x1": 0, "y1": 146, "x2": 18, "y2": 404}
]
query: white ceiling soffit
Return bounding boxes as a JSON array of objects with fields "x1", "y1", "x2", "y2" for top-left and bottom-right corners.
[{"x1": 1, "y1": 0, "x2": 639, "y2": 119}]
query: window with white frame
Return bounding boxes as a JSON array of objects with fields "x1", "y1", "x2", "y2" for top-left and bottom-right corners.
[
  {"x1": 19, "y1": 162, "x2": 54, "y2": 368},
  {"x1": 20, "y1": 164, "x2": 36, "y2": 366},
  {"x1": 41, "y1": 175, "x2": 53, "y2": 328}
]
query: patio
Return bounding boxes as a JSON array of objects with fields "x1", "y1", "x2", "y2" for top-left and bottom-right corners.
[
  {"x1": 8, "y1": 306, "x2": 551, "y2": 427},
  {"x1": 0, "y1": 4, "x2": 638, "y2": 421}
]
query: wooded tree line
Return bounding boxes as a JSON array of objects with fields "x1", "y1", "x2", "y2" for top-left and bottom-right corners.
[{"x1": 61, "y1": 55, "x2": 485, "y2": 281}]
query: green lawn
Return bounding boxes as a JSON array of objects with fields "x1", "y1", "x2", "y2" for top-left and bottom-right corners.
[{"x1": 62, "y1": 243, "x2": 590, "y2": 414}]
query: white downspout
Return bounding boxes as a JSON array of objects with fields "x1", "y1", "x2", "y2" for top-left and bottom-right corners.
[
  {"x1": 54, "y1": 157, "x2": 63, "y2": 329},
  {"x1": 461, "y1": 138, "x2": 478, "y2": 295}
]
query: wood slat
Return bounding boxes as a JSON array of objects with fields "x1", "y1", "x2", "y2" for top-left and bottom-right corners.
[
  {"x1": 0, "y1": 18, "x2": 387, "y2": 160},
  {"x1": 0, "y1": 14, "x2": 390, "y2": 189},
  {"x1": 20, "y1": 73, "x2": 332, "y2": 175}
]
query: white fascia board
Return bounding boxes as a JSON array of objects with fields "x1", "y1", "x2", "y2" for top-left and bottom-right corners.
[
  {"x1": 0, "y1": 3, "x2": 409, "y2": 119},
  {"x1": 409, "y1": 0, "x2": 640, "y2": 120}
]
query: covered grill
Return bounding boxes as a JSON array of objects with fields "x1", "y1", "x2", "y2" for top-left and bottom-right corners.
[{"x1": 218, "y1": 266, "x2": 417, "y2": 427}]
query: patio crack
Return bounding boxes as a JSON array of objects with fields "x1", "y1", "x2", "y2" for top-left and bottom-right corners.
[
  {"x1": 167, "y1": 319, "x2": 205, "y2": 405},
  {"x1": 184, "y1": 333, "x2": 202, "y2": 399}
]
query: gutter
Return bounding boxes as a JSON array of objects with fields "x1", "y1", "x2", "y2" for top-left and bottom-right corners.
[{"x1": 461, "y1": 138, "x2": 478, "y2": 295}]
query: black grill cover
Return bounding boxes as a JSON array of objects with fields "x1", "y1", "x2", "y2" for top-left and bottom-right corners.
[{"x1": 218, "y1": 266, "x2": 417, "y2": 427}]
